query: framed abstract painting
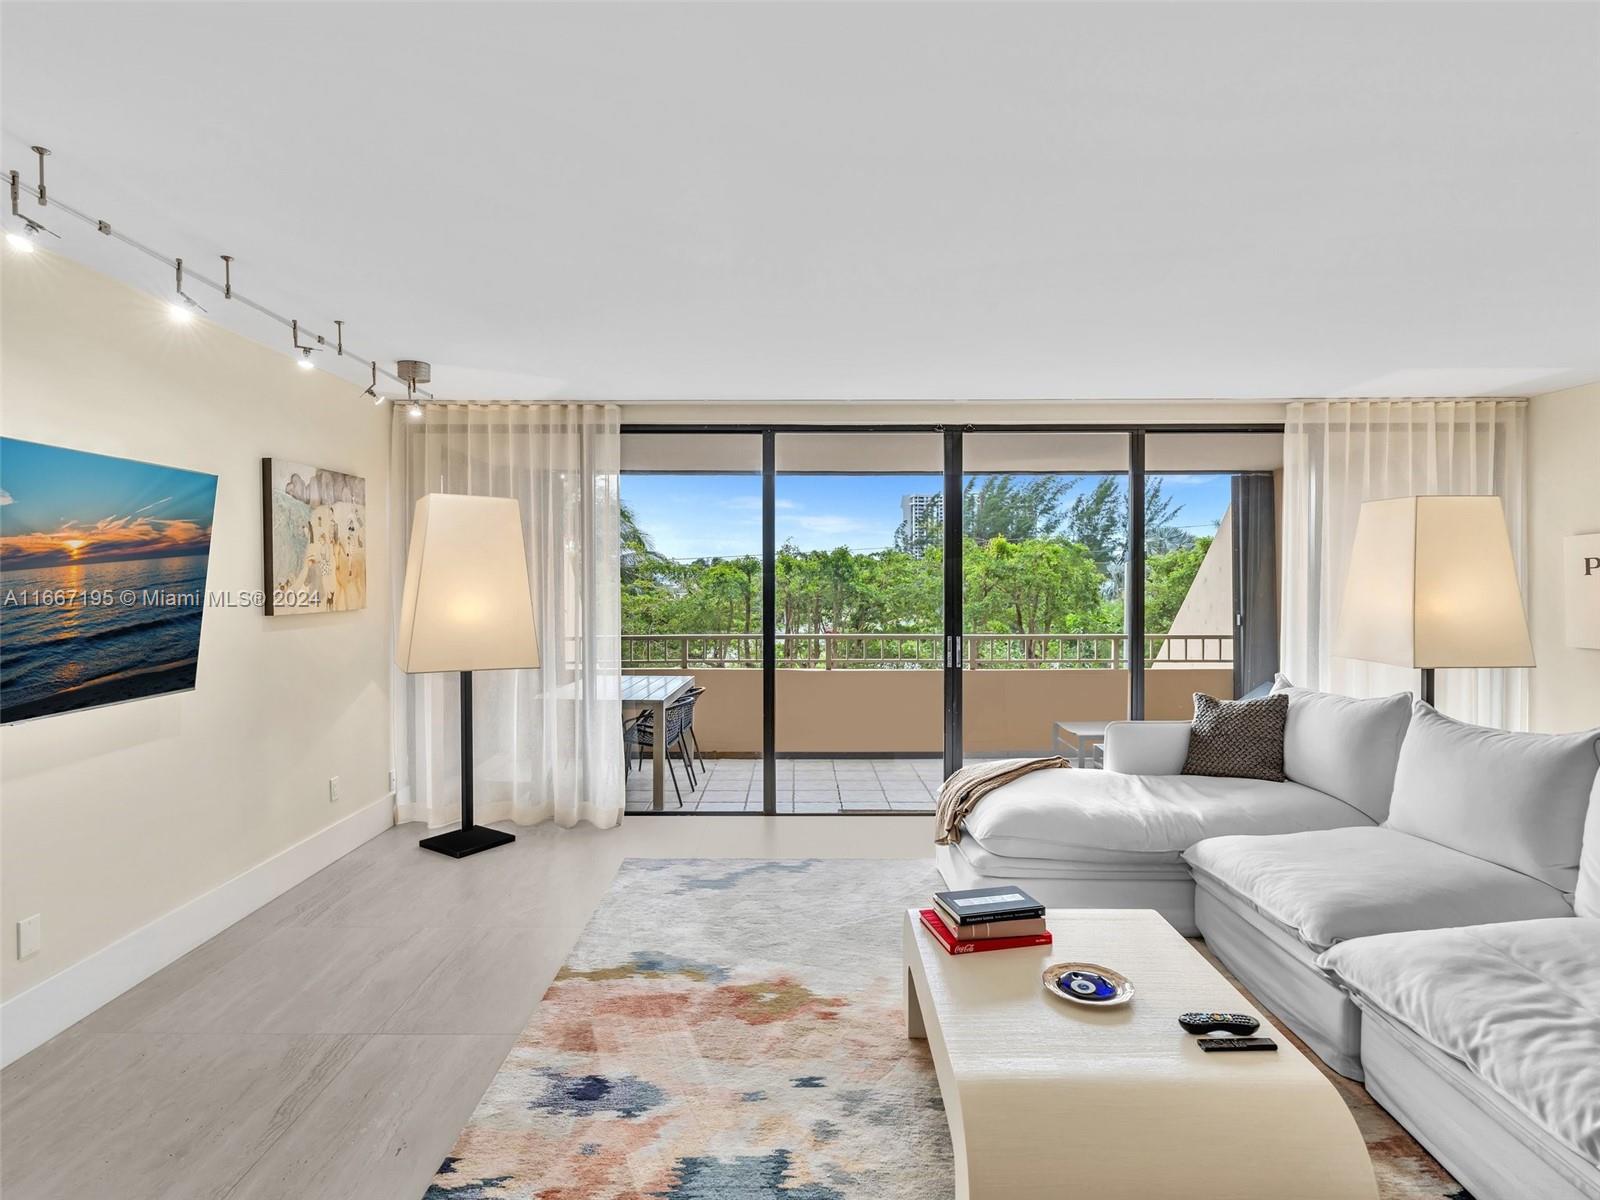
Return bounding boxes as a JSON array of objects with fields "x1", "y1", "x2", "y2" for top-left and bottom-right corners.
[{"x1": 261, "y1": 458, "x2": 367, "y2": 615}]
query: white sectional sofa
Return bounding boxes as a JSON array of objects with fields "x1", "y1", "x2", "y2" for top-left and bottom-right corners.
[
  {"x1": 935, "y1": 680, "x2": 1413, "y2": 937},
  {"x1": 1188, "y1": 703, "x2": 1599, "y2": 1077},
  {"x1": 1321, "y1": 918, "x2": 1600, "y2": 1200},
  {"x1": 933, "y1": 684, "x2": 1600, "y2": 1200},
  {"x1": 1308, "y1": 773, "x2": 1600, "y2": 1200}
]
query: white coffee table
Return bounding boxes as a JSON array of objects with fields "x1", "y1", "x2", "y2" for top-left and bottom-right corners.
[{"x1": 904, "y1": 908, "x2": 1378, "y2": 1200}]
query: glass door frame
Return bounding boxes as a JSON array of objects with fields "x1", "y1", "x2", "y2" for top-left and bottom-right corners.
[{"x1": 622, "y1": 421, "x2": 1284, "y2": 814}]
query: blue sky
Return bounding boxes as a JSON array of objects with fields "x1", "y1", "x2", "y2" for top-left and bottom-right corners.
[
  {"x1": 622, "y1": 471, "x2": 1233, "y2": 560},
  {"x1": 0, "y1": 438, "x2": 218, "y2": 567}
]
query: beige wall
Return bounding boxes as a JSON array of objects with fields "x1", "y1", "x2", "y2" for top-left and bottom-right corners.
[
  {"x1": 617, "y1": 401, "x2": 1288, "y2": 426},
  {"x1": 631, "y1": 666, "x2": 1229, "y2": 755},
  {"x1": 1156, "y1": 505, "x2": 1234, "y2": 664},
  {"x1": 1527, "y1": 382, "x2": 1600, "y2": 732},
  {"x1": 0, "y1": 251, "x2": 393, "y2": 1001}
]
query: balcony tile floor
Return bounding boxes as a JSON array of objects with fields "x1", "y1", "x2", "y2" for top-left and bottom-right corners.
[{"x1": 624, "y1": 757, "x2": 945, "y2": 814}]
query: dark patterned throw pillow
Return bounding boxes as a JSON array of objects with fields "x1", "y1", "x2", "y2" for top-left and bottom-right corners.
[{"x1": 1181, "y1": 692, "x2": 1289, "y2": 781}]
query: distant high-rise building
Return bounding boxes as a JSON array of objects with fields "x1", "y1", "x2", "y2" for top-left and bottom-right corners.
[{"x1": 899, "y1": 492, "x2": 943, "y2": 556}]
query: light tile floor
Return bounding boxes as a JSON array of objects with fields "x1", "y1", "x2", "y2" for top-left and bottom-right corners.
[
  {"x1": 624, "y1": 756, "x2": 945, "y2": 813},
  {"x1": 0, "y1": 817, "x2": 933, "y2": 1200}
]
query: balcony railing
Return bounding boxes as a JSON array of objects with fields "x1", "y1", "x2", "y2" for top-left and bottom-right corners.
[{"x1": 622, "y1": 632, "x2": 1233, "y2": 670}]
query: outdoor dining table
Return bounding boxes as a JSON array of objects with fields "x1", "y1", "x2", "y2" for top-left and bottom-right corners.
[{"x1": 622, "y1": 673, "x2": 696, "y2": 810}]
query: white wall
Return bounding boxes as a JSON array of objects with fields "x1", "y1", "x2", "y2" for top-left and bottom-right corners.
[
  {"x1": 0, "y1": 250, "x2": 393, "y2": 1014},
  {"x1": 1527, "y1": 382, "x2": 1600, "y2": 732}
]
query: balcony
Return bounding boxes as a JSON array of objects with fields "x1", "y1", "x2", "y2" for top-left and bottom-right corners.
[{"x1": 622, "y1": 631, "x2": 1233, "y2": 813}]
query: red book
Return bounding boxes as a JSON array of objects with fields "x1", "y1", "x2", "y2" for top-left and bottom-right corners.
[{"x1": 918, "y1": 908, "x2": 1053, "y2": 955}]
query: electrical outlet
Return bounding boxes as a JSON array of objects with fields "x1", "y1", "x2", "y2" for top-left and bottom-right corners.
[
  {"x1": 328, "y1": 775, "x2": 341, "y2": 804},
  {"x1": 388, "y1": 770, "x2": 397, "y2": 793},
  {"x1": 17, "y1": 914, "x2": 40, "y2": 960}
]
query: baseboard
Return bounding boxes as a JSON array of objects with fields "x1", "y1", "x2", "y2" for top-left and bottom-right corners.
[{"x1": 0, "y1": 792, "x2": 395, "y2": 1068}]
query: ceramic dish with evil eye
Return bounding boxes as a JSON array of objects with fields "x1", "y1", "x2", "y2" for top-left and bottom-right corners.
[{"x1": 1042, "y1": 962, "x2": 1134, "y2": 1007}]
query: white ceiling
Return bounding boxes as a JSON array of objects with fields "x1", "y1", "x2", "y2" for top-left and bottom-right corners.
[{"x1": 3, "y1": 2, "x2": 1597, "y2": 403}]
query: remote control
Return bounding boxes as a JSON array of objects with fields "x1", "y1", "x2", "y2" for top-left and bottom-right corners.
[
  {"x1": 1198, "y1": 1036, "x2": 1277, "y2": 1052},
  {"x1": 1178, "y1": 1012, "x2": 1260, "y2": 1036}
]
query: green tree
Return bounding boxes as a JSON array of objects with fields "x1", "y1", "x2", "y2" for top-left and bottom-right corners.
[
  {"x1": 1061, "y1": 477, "x2": 1195, "y2": 582},
  {"x1": 619, "y1": 501, "x2": 661, "y2": 582},
  {"x1": 620, "y1": 479, "x2": 1218, "y2": 667},
  {"x1": 963, "y1": 535, "x2": 1110, "y2": 660},
  {"x1": 1144, "y1": 536, "x2": 1211, "y2": 635},
  {"x1": 962, "y1": 474, "x2": 1071, "y2": 544},
  {"x1": 1060, "y1": 477, "x2": 1126, "y2": 572}
]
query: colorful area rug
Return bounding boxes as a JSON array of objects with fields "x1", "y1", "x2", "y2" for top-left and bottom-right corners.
[{"x1": 425, "y1": 859, "x2": 1468, "y2": 1199}]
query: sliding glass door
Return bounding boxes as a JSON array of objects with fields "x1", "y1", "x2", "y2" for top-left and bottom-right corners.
[
  {"x1": 773, "y1": 432, "x2": 946, "y2": 811},
  {"x1": 1141, "y1": 433, "x2": 1284, "y2": 716},
  {"x1": 619, "y1": 423, "x2": 1281, "y2": 812},
  {"x1": 619, "y1": 432, "x2": 764, "y2": 814},
  {"x1": 959, "y1": 432, "x2": 1131, "y2": 764}
]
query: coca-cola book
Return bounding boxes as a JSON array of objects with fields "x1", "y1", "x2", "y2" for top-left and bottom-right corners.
[{"x1": 919, "y1": 908, "x2": 1053, "y2": 955}]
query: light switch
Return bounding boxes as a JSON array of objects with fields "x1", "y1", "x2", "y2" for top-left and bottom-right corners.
[{"x1": 17, "y1": 914, "x2": 40, "y2": 960}]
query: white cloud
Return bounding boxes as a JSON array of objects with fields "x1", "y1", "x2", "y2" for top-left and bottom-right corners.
[
  {"x1": 0, "y1": 488, "x2": 11, "y2": 505},
  {"x1": 133, "y1": 495, "x2": 173, "y2": 513},
  {"x1": 646, "y1": 518, "x2": 762, "y2": 561},
  {"x1": 785, "y1": 514, "x2": 874, "y2": 536}
]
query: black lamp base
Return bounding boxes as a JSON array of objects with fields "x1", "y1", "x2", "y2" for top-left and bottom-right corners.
[
  {"x1": 419, "y1": 669, "x2": 516, "y2": 861},
  {"x1": 419, "y1": 824, "x2": 516, "y2": 859}
]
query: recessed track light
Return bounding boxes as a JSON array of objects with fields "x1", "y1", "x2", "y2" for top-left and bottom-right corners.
[
  {"x1": 2, "y1": 143, "x2": 436, "y2": 400},
  {"x1": 169, "y1": 258, "x2": 206, "y2": 320},
  {"x1": 398, "y1": 360, "x2": 430, "y2": 419},
  {"x1": 8, "y1": 150, "x2": 59, "y2": 250}
]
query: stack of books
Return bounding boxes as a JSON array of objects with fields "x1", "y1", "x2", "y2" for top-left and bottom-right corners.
[{"x1": 919, "y1": 885, "x2": 1052, "y2": 954}]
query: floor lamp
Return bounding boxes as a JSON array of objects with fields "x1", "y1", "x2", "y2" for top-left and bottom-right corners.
[
  {"x1": 396, "y1": 493, "x2": 541, "y2": 859},
  {"x1": 1335, "y1": 495, "x2": 1534, "y2": 708}
]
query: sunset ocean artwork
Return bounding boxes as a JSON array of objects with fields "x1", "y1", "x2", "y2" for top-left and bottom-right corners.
[{"x1": 0, "y1": 438, "x2": 218, "y2": 723}]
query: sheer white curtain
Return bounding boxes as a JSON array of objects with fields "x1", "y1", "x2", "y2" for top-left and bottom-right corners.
[
  {"x1": 390, "y1": 403, "x2": 624, "y2": 829},
  {"x1": 1281, "y1": 399, "x2": 1529, "y2": 730}
]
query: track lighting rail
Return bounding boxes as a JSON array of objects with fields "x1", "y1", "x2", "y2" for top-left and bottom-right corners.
[{"x1": 5, "y1": 167, "x2": 432, "y2": 400}]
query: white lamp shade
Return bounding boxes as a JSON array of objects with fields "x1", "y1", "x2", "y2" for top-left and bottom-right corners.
[
  {"x1": 395, "y1": 494, "x2": 541, "y2": 674},
  {"x1": 1334, "y1": 495, "x2": 1534, "y2": 670}
]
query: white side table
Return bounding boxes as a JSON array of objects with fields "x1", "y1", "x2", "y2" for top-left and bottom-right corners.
[{"x1": 1051, "y1": 719, "x2": 1108, "y2": 768}]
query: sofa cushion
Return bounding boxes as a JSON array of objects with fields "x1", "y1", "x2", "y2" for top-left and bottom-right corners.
[
  {"x1": 1578, "y1": 771, "x2": 1600, "y2": 919},
  {"x1": 1270, "y1": 674, "x2": 1411, "y2": 822},
  {"x1": 1184, "y1": 826, "x2": 1574, "y2": 953},
  {"x1": 1181, "y1": 692, "x2": 1288, "y2": 781},
  {"x1": 1319, "y1": 918, "x2": 1600, "y2": 1170},
  {"x1": 959, "y1": 768, "x2": 1372, "y2": 863},
  {"x1": 1385, "y1": 704, "x2": 1600, "y2": 892}
]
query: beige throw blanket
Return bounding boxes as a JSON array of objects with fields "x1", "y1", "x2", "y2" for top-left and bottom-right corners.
[{"x1": 934, "y1": 755, "x2": 1071, "y2": 846}]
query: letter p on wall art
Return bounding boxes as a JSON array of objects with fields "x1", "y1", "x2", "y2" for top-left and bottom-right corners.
[{"x1": 1565, "y1": 533, "x2": 1600, "y2": 649}]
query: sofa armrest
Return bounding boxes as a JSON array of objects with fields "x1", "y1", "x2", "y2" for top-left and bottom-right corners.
[{"x1": 1102, "y1": 721, "x2": 1190, "y2": 775}]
